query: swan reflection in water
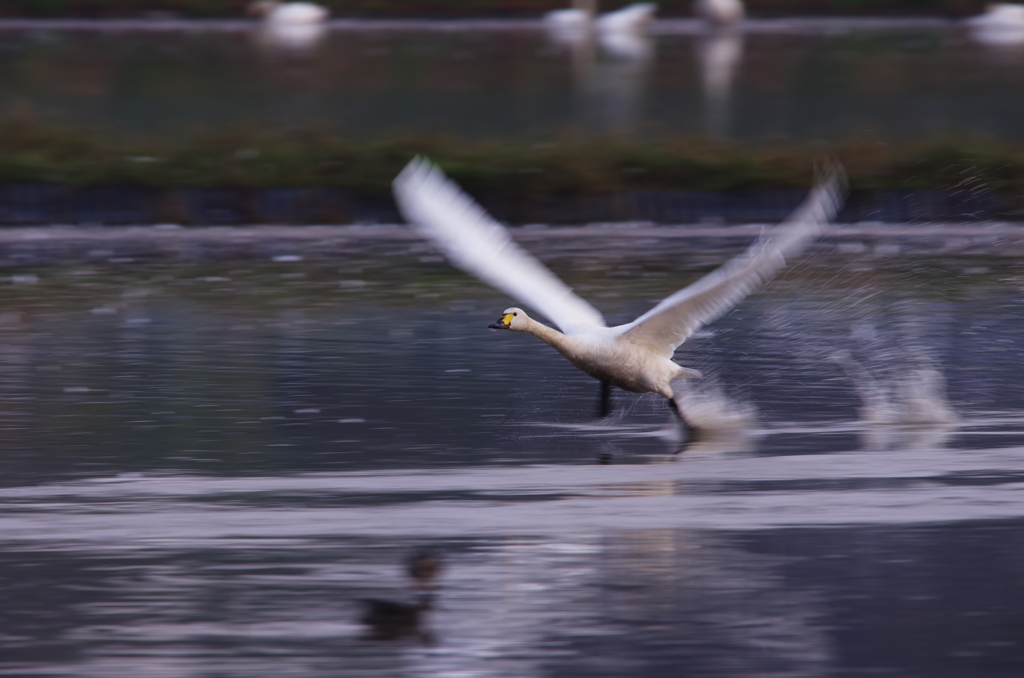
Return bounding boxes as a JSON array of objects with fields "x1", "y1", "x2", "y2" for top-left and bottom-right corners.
[
  {"x1": 253, "y1": 21, "x2": 328, "y2": 57},
  {"x1": 696, "y1": 28, "x2": 744, "y2": 138},
  {"x1": 544, "y1": 3, "x2": 656, "y2": 134}
]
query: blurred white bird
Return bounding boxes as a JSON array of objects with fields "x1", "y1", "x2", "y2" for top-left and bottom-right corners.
[
  {"x1": 969, "y1": 3, "x2": 1024, "y2": 27},
  {"x1": 595, "y1": 3, "x2": 658, "y2": 34},
  {"x1": 967, "y1": 3, "x2": 1024, "y2": 45},
  {"x1": 249, "y1": 1, "x2": 329, "y2": 55},
  {"x1": 249, "y1": 1, "x2": 329, "y2": 25},
  {"x1": 393, "y1": 158, "x2": 845, "y2": 434},
  {"x1": 544, "y1": 2, "x2": 657, "y2": 40},
  {"x1": 694, "y1": 0, "x2": 745, "y2": 25},
  {"x1": 544, "y1": 0, "x2": 593, "y2": 35}
]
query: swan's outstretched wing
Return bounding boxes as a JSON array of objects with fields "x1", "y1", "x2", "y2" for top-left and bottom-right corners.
[
  {"x1": 619, "y1": 163, "x2": 846, "y2": 358},
  {"x1": 393, "y1": 157, "x2": 606, "y2": 333}
]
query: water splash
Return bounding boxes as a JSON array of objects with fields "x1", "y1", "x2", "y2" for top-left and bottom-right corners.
[
  {"x1": 833, "y1": 352, "x2": 957, "y2": 426},
  {"x1": 676, "y1": 379, "x2": 759, "y2": 432}
]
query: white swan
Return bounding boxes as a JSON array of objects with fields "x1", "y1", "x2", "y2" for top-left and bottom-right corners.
[
  {"x1": 694, "y1": 0, "x2": 745, "y2": 25},
  {"x1": 249, "y1": 1, "x2": 328, "y2": 55},
  {"x1": 544, "y1": 8, "x2": 591, "y2": 33},
  {"x1": 969, "y1": 3, "x2": 1024, "y2": 28},
  {"x1": 393, "y1": 158, "x2": 845, "y2": 431},
  {"x1": 967, "y1": 4, "x2": 1024, "y2": 46},
  {"x1": 595, "y1": 3, "x2": 658, "y2": 34},
  {"x1": 249, "y1": 1, "x2": 329, "y2": 25},
  {"x1": 544, "y1": 2, "x2": 657, "y2": 39}
]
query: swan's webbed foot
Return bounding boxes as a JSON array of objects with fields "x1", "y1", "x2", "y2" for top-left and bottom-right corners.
[{"x1": 596, "y1": 381, "x2": 613, "y2": 418}]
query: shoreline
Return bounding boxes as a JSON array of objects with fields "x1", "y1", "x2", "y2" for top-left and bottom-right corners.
[
  {"x1": 0, "y1": 17, "x2": 960, "y2": 32},
  {"x1": 0, "y1": 221, "x2": 1019, "y2": 267},
  {"x1": 0, "y1": 185, "x2": 1014, "y2": 226}
]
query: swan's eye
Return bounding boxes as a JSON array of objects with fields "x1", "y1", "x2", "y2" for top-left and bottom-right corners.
[{"x1": 502, "y1": 313, "x2": 515, "y2": 325}]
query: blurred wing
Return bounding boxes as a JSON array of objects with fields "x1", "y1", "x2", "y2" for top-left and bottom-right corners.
[
  {"x1": 393, "y1": 157, "x2": 606, "y2": 333},
  {"x1": 619, "y1": 162, "x2": 846, "y2": 358}
]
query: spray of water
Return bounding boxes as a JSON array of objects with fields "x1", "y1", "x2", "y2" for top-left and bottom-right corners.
[
  {"x1": 675, "y1": 378, "x2": 759, "y2": 432},
  {"x1": 831, "y1": 351, "x2": 958, "y2": 426}
]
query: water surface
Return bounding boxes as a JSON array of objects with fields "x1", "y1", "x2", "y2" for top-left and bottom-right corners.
[{"x1": 0, "y1": 223, "x2": 1023, "y2": 675}]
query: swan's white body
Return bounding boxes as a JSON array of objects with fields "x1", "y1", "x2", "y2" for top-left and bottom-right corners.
[
  {"x1": 544, "y1": 8, "x2": 591, "y2": 32},
  {"x1": 252, "y1": 1, "x2": 329, "y2": 25},
  {"x1": 595, "y1": 3, "x2": 658, "y2": 34},
  {"x1": 393, "y1": 158, "x2": 844, "y2": 414},
  {"x1": 544, "y1": 3, "x2": 657, "y2": 36},
  {"x1": 967, "y1": 4, "x2": 1024, "y2": 45},
  {"x1": 694, "y1": 0, "x2": 745, "y2": 25},
  {"x1": 968, "y1": 3, "x2": 1024, "y2": 28}
]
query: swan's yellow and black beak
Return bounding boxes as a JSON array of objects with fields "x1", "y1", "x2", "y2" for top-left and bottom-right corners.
[{"x1": 488, "y1": 313, "x2": 514, "y2": 330}]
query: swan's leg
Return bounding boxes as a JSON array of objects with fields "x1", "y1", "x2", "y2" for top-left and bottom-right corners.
[
  {"x1": 667, "y1": 398, "x2": 693, "y2": 450},
  {"x1": 597, "y1": 381, "x2": 613, "y2": 418}
]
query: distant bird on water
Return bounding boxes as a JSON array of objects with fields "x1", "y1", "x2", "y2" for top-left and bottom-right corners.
[
  {"x1": 967, "y1": 4, "x2": 1024, "y2": 45},
  {"x1": 393, "y1": 158, "x2": 845, "y2": 437},
  {"x1": 968, "y1": 3, "x2": 1024, "y2": 28},
  {"x1": 249, "y1": 0, "x2": 329, "y2": 55},
  {"x1": 694, "y1": 0, "x2": 745, "y2": 25},
  {"x1": 544, "y1": 2, "x2": 658, "y2": 37},
  {"x1": 359, "y1": 550, "x2": 443, "y2": 642},
  {"x1": 248, "y1": 1, "x2": 329, "y2": 25}
]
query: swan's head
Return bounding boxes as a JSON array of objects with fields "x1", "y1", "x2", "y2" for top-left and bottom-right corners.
[{"x1": 488, "y1": 307, "x2": 528, "y2": 331}]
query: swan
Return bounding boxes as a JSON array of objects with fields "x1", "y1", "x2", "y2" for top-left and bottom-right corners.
[
  {"x1": 967, "y1": 4, "x2": 1024, "y2": 45},
  {"x1": 595, "y1": 3, "x2": 658, "y2": 35},
  {"x1": 968, "y1": 3, "x2": 1024, "y2": 28},
  {"x1": 544, "y1": 2, "x2": 657, "y2": 38},
  {"x1": 544, "y1": 7, "x2": 591, "y2": 33},
  {"x1": 392, "y1": 158, "x2": 845, "y2": 433},
  {"x1": 248, "y1": 1, "x2": 329, "y2": 25},
  {"x1": 694, "y1": 0, "x2": 745, "y2": 25}
]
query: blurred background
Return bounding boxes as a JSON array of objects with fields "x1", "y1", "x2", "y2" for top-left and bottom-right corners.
[{"x1": 0, "y1": 0, "x2": 1018, "y2": 223}]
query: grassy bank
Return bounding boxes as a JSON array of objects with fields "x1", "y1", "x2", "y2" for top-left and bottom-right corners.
[
  {"x1": 0, "y1": 121, "x2": 1020, "y2": 199},
  {"x1": 0, "y1": 0, "x2": 991, "y2": 19}
]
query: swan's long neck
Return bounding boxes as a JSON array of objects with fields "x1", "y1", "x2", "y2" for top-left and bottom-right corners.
[{"x1": 523, "y1": 317, "x2": 572, "y2": 354}]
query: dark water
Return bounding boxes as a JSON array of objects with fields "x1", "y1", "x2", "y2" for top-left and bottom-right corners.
[
  {"x1": 0, "y1": 19, "x2": 1022, "y2": 141},
  {"x1": 1, "y1": 223, "x2": 1024, "y2": 675}
]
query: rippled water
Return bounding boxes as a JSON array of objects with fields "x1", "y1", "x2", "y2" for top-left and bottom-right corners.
[
  {"x1": 2, "y1": 223, "x2": 1024, "y2": 675},
  {"x1": 0, "y1": 19, "x2": 1022, "y2": 141}
]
